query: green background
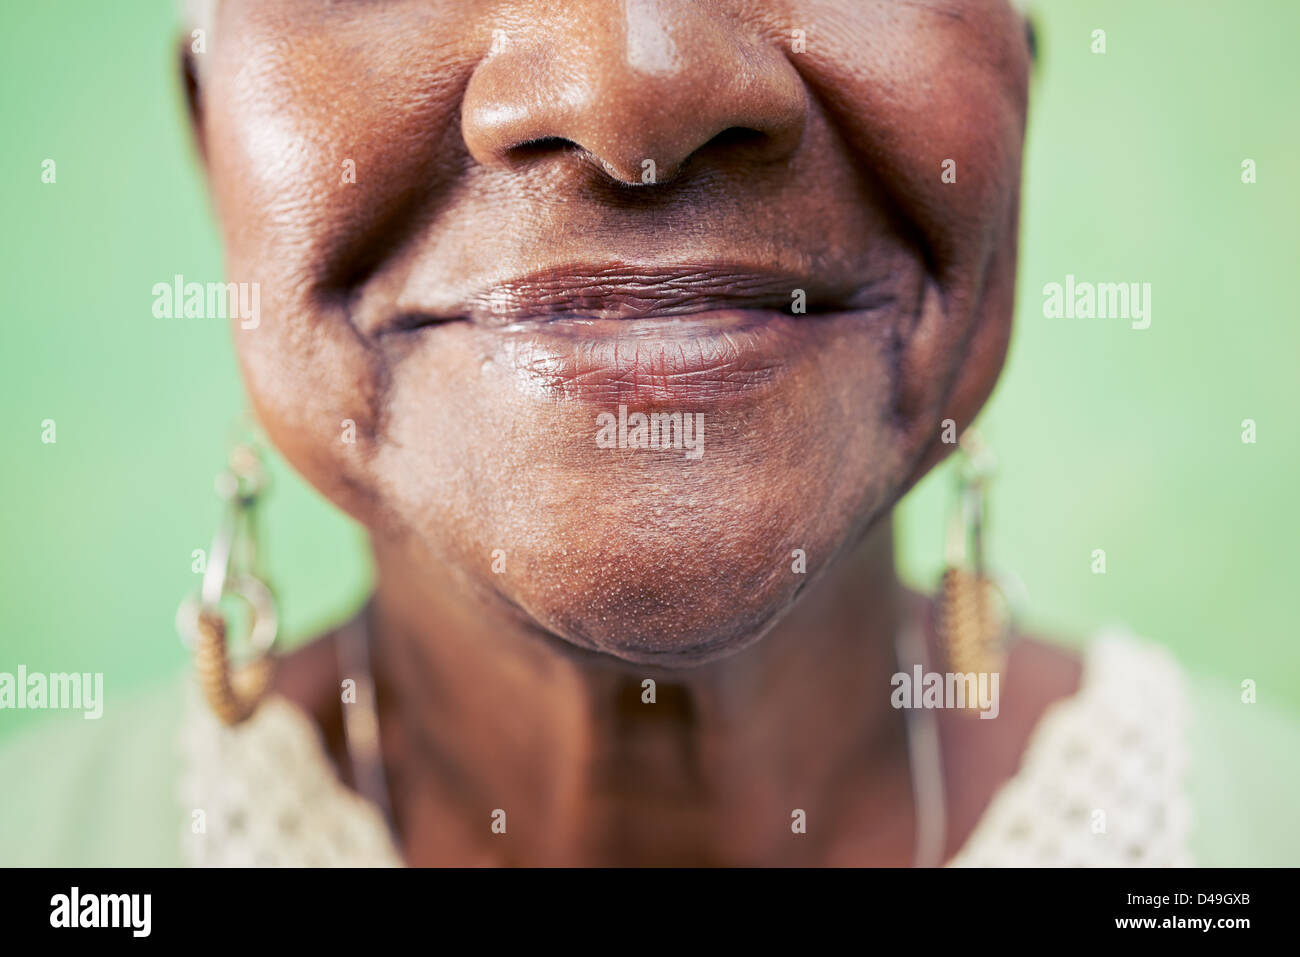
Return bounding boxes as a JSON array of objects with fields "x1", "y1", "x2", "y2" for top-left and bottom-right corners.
[{"x1": 2, "y1": 0, "x2": 1297, "y2": 740}]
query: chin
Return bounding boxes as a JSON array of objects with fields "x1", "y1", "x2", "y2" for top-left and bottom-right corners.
[
  {"x1": 549, "y1": 611, "x2": 785, "y2": 667},
  {"x1": 467, "y1": 467, "x2": 891, "y2": 666},
  {"x1": 513, "y1": 559, "x2": 799, "y2": 666}
]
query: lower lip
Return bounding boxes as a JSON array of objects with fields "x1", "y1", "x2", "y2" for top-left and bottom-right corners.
[{"x1": 486, "y1": 310, "x2": 854, "y2": 407}]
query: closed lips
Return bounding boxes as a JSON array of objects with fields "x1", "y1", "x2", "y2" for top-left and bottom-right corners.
[{"x1": 372, "y1": 262, "x2": 876, "y2": 330}]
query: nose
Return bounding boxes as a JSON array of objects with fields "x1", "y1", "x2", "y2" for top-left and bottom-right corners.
[{"x1": 460, "y1": 0, "x2": 807, "y2": 185}]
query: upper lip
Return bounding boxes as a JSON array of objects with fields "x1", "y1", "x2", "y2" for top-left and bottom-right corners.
[{"x1": 373, "y1": 261, "x2": 884, "y2": 333}]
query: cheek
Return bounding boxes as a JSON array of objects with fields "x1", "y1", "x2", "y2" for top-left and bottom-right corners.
[
  {"x1": 228, "y1": 303, "x2": 386, "y2": 530},
  {"x1": 798, "y1": 1, "x2": 1028, "y2": 274},
  {"x1": 204, "y1": 3, "x2": 475, "y2": 288},
  {"x1": 201, "y1": 7, "x2": 475, "y2": 526},
  {"x1": 794, "y1": 1, "x2": 1027, "y2": 442}
]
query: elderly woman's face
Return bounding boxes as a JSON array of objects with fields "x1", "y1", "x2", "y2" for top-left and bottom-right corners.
[{"x1": 194, "y1": 0, "x2": 1029, "y2": 663}]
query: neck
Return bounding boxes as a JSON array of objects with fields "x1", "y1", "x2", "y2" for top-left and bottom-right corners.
[{"x1": 367, "y1": 518, "x2": 920, "y2": 865}]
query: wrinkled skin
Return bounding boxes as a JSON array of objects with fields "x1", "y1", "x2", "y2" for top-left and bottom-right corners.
[{"x1": 187, "y1": 0, "x2": 1078, "y2": 865}]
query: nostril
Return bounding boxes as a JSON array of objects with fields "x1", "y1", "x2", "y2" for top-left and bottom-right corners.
[
  {"x1": 706, "y1": 127, "x2": 771, "y2": 150},
  {"x1": 676, "y1": 126, "x2": 786, "y2": 176},
  {"x1": 504, "y1": 136, "x2": 581, "y2": 166},
  {"x1": 604, "y1": 128, "x2": 780, "y2": 186},
  {"x1": 492, "y1": 125, "x2": 790, "y2": 188},
  {"x1": 504, "y1": 137, "x2": 643, "y2": 185}
]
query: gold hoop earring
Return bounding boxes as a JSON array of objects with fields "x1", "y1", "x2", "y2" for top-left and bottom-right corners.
[
  {"x1": 176, "y1": 438, "x2": 278, "y2": 725},
  {"x1": 936, "y1": 428, "x2": 1011, "y2": 692}
]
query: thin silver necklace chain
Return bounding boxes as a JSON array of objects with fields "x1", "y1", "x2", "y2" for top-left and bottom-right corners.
[
  {"x1": 892, "y1": 619, "x2": 949, "y2": 867},
  {"x1": 336, "y1": 615, "x2": 394, "y2": 829},
  {"x1": 336, "y1": 612, "x2": 948, "y2": 867}
]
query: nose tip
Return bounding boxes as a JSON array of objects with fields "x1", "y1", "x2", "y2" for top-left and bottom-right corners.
[{"x1": 461, "y1": 3, "x2": 806, "y2": 185}]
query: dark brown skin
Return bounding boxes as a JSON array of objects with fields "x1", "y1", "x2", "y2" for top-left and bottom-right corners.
[{"x1": 185, "y1": 0, "x2": 1080, "y2": 865}]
